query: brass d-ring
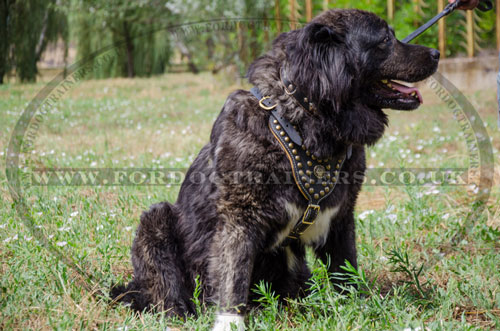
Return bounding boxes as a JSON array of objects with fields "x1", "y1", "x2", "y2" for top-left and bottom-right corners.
[
  {"x1": 259, "y1": 96, "x2": 277, "y2": 110},
  {"x1": 284, "y1": 84, "x2": 297, "y2": 95}
]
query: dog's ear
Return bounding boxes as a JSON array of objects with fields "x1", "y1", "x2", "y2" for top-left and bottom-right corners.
[{"x1": 307, "y1": 23, "x2": 344, "y2": 44}]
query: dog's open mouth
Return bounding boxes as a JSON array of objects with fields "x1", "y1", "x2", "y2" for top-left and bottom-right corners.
[{"x1": 368, "y1": 79, "x2": 423, "y2": 111}]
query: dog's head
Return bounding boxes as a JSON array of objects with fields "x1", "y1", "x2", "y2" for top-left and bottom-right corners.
[
  {"x1": 248, "y1": 9, "x2": 440, "y2": 147},
  {"x1": 286, "y1": 9, "x2": 439, "y2": 111}
]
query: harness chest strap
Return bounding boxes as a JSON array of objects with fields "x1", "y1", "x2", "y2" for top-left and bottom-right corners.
[{"x1": 250, "y1": 87, "x2": 351, "y2": 245}]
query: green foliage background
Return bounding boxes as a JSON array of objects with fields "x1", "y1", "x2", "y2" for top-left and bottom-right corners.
[{"x1": 0, "y1": 0, "x2": 498, "y2": 82}]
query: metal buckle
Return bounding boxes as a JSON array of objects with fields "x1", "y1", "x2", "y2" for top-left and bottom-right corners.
[
  {"x1": 259, "y1": 96, "x2": 277, "y2": 110},
  {"x1": 301, "y1": 204, "x2": 320, "y2": 225}
]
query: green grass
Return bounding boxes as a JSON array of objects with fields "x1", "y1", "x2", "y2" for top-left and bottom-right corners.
[{"x1": 0, "y1": 72, "x2": 499, "y2": 330}]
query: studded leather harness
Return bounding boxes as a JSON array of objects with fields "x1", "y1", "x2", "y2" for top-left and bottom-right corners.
[{"x1": 250, "y1": 77, "x2": 352, "y2": 245}]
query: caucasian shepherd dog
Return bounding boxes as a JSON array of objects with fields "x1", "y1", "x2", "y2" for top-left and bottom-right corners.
[{"x1": 112, "y1": 9, "x2": 440, "y2": 330}]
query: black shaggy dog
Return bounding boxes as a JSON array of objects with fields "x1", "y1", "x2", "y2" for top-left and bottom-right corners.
[{"x1": 112, "y1": 9, "x2": 439, "y2": 330}]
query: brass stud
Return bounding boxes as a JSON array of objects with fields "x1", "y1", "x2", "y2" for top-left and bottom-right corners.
[
  {"x1": 338, "y1": 159, "x2": 343, "y2": 163},
  {"x1": 318, "y1": 159, "x2": 322, "y2": 163},
  {"x1": 301, "y1": 176, "x2": 307, "y2": 182},
  {"x1": 326, "y1": 173, "x2": 331, "y2": 180},
  {"x1": 322, "y1": 182, "x2": 327, "y2": 187},
  {"x1": 305, "y1": 183, "x2": 310, "y2": 188},
  {"x1": 306, "y1": 170, "x2": 312, "y2": 176},
  {"x1": 329, "y1": 183, "x2": 334, "y2": 188},
  {"x1": 314, "y1": 193, "x2": 319, "y2": 199},
  {"x1": 288, "y1": 143, "x2": 294, "y2": 148},
  {"x1": 297, "y1": 163, "x2": 303, "y2": 168},
  {"x1": 276, "y1": 125, "x2": 282, "y2": 130},
  {"x1": 273, "y1": 119, "x2": 278, "y2": 124},
  {"x1": 307, "y1": 161, "x2": 313, "y2": 167},
  {"x1": 295, "y1": 156, "x2": 300, "y2": 161},
  {"x1": 306, "y1": 151, "x2": 311, "y2": 156},
  {"x1": 299, "y1": 170, "x2": 304, "y2": 176},
  {"x1": 309, "y1": 188, "x2": 314, "y2": 194},
  {"x1": 293, "y1": 126, "x2": 297, "y2": 130},
  {"x1": 325, "y1": 187, "x2": 330, "y2": 193},
  {"x1": 284, "y1": 137, "x2": 290, "y2": 142},
  {"x1": 292, "y1": 149, "x2": 298, "y2": 155},
  {"x1": 312, "y1": 155, "x2": 316, "y2": 160},
  {"x1": 320, "y1": 190, "x2": 325, "y2": 196},
  {"x1": 304, "y1": 97, "x2": 308, "y2": 103},
  {"x1": 336, "y1": 164, "x2": 340, "y2": 169},
  {"x1": 302, "y1": 145, "x2": 306, "y2": 150},
  {"x1": 280, "y1": 131, "x2": 286, "y2": 136},
  {"x1": 326, "y1": 165, "x2": 331, "y2": 170},
  {"x1": 310, "y1": 179, "x2": 315, "y2": 184},
  {"x1": 332, "y1": 178, "x2": 337, "y2": 182},
  {"x1": 334, "y1": 171, "x2": 338, "y2": 176}
]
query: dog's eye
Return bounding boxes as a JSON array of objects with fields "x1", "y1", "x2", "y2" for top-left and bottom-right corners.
[{"x1": 383, "y1": 36, "x2": 390, "y2": 43}]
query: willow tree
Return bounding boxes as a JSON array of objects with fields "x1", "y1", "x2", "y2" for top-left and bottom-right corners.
[
  {"x1": 0, "y1": 0, "x2": 15, "y2": 84},
  {"x1": 0, "y1": 0, "x2": 68, "y2": 83},
  {"x1": 69, "y1": 0, "x2": 173, "y2": 78}
]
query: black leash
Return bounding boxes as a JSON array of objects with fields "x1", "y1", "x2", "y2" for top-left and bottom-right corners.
[{"x1": 402, "y1": 0, "x2": 493, "y2": 44}]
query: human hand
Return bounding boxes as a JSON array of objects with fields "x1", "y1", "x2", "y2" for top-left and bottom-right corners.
[{"x1": 448, "y1": 0, "x2": 480, "y2": 10}]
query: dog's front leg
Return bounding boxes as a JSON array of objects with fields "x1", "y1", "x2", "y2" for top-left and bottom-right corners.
[
  {"x1": 315, "y1": 208, "x2": 358, "y2": 280},
  {"x1": 209, "y1": 221, "x2": 257, "y2": 331}
]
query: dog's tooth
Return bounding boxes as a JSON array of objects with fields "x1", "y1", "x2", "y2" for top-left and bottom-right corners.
[{"x1": 381, "y1": 79, "x2": 388, "y2": 84}]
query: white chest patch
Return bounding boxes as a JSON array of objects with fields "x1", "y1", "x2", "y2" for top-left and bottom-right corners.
[{"x1": 274, "y1": 203, "x2": 340, "y2": 248}]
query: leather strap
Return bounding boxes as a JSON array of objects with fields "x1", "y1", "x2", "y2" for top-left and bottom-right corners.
[
  {"x1": 251, "y1": 87, "x2": 302, "y2": 146},
  {"x1": 250, "y1": 87, "x2": 351, "y2": 245},
  {"x1": 280, "y1": 67, "x2": 318, "y2": 114}
]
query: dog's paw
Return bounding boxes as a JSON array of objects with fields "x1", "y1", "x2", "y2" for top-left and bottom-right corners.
[{"x1": 212, "y1": 313, "x2": 245, "y2": 331}]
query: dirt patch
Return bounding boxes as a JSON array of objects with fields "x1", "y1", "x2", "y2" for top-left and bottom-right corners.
[{"x1": 453, "y1": 306, "x2": 500, "y2": 329}]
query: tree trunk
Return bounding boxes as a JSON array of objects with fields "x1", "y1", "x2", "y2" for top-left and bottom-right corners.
[
  {"x1": 35, "y1": 10, "x2": 49, "y2": 61},
  {"x1": 275, "y1": 0, "x2": 281, "y2": 34},
  {"x1": 306, "y1": 0, "x2": 312, "y2": 22},
  {"x1": 387, "y1": 0, "x2": 394, "y2": 21},
  {"x1": 175, "y1": 40, "x2": 199, "y2": 74},
  {"x1": 466, "y1": 10, "x2": 474, "y2": 58},
  {"x1": 250, "y1": 21, "x2": 258, "y2": 61},
  {"x1": 0, "y1": 0, "x2": 12, "y2": 84},
  {"x1": 438, "y1": 0, "x2": 446, "y2": 58},
  {"x1": 496, "y1": 0, "x2": 500, "y2": 50},
  {"x1": 290, "y1": 0, "x2": 297, "y2": 30},
  {"x1": 263, "y1": 13, "x2": 269, "y2": 45},
  {"x1": 237, "y1": 21, "x2": 247, "y2": 66},
  {"x1": 122, "y1": 21, "x2": 135, "y2": 78}
]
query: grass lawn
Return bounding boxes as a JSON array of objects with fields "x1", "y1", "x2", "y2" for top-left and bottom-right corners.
[{"x1": 0, "y1": 71, "x2": 499, "y2": 330}]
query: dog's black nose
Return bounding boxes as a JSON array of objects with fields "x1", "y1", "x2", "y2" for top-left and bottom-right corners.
[{"x1": 430, "y1": 49, "x2": 440, "y2": 61}]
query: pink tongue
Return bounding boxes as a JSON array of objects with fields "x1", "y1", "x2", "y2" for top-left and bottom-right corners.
[{"x1": 390, "y1": 81, "x2": 423, "y2": 104}]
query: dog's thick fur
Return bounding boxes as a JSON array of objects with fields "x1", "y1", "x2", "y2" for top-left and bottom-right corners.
[{"x1": 111, "y1": 9, "x2": 439, "y2": 325}]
